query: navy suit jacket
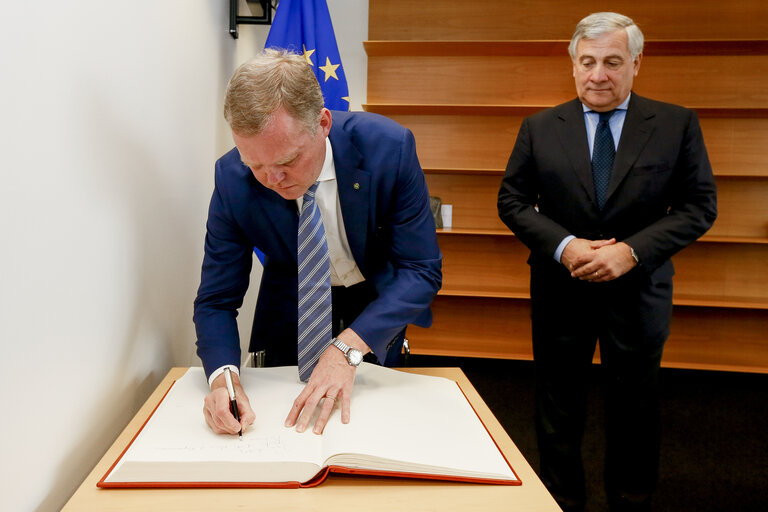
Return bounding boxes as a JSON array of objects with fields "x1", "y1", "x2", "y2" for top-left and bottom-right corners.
[
  {"x1": 194, "y1": 111, "x2": 442, "y2": 378},
  {"x1": 498, "y1": 94, "x2": 717, "y2": 344}
]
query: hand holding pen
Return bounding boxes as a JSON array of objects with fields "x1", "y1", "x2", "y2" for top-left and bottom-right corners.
[
  {"x1": 223, "y1": 368, "x2": 242, "y2": 439},
  {"x1": 203, "y1": 368, "x2": 255, "y2": 436}
]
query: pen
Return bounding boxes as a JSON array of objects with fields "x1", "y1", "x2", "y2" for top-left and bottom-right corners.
[{"x1": 223, "y1": 368, "x2": 242, "y2": 439}]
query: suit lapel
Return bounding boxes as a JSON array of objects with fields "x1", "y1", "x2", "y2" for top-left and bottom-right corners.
[
  {"x1": 252, "y1": 181, "x2": 298, "y2": 261},
  {"x1": 555, "y1": 99, "x2": 595, "y2": 201},
  {"x1": 329, "y1": 122, "x2": 370, "y2": 271},
  {"x1": 607, "y1": 94, "x2": 656, "y2": 202}
]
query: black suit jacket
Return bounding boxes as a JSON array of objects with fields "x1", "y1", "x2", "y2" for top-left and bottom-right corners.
[{"x1": 498, "y1": 94, "x2": 717, "y2": 342}]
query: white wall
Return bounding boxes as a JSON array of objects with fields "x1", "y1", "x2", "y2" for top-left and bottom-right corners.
[{"x1": 0, "y1": 1, "x2": 367, "y2": 511}]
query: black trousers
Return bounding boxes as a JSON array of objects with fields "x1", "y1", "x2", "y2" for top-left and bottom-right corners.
[{"x1": 530, "y1": 265, "x2": 670, "y2": 512}]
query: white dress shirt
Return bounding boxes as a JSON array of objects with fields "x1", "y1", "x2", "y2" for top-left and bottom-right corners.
[{"x1": 554, "y1": 93, "x2": 631, "y2": 263}]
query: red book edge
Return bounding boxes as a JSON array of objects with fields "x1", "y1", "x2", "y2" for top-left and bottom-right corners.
[{"x1": 97, "y1": 377, "x2": 522, "y2": 489}]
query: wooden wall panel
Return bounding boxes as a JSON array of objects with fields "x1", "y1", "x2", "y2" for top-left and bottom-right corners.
[
  {"x1": 426, "y1": 174, "x2": 505, "y2": 230},
  {"x1": 391, "y1": 114, "x2": 521, "y2": 171},
  {"x1": 368, "y1": 55, "x2": 768, "y2": 108},
  {"x1": 707, "y1": 178, "x2": 768, "y2": 239},
  {"x1": 369, "y1": 0, "x2": 768, "y2": 372},
  {"x1": 387, "y1": 114, "x2": 768, "y2": 178},
  {"x1": 406, "y1": 296, "x2": 534, "y2": 359},
  {"x1": 672, "y1": 243, "x2": 768, "y2": 306},
  {"x1": 407, "y1": 298, "x2": 768, "y2": 373},
  {"x1": 370, "y1": 0, "x2": 768, "y2": 41},
  {"x1": 664, "y1": 307, "x2": 768, "y2": 372},
  {"x1": 438, "y1": 234, "x2": 529, "y2": 297},
  {"x1": 701, "y1": 118, "x2": 768, "y2": 177},
  {"x1": 427, "y1": 173, "x2": 768, "y2": 239},
  {"x1": 437, "y1": 234, "x2": 768, "y2": 306}
]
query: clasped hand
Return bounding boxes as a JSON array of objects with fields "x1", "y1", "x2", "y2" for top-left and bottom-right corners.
[{"x1": 561, "y1": 238, "x2": 637, "y2": 282}]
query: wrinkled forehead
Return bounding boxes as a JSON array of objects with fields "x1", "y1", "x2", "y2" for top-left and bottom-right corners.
[{"x1": 575, "y1": 31, "x2": 631, "y2": 59}]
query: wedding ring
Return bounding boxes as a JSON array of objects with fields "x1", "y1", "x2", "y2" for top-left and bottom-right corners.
[{"x1": 325, "y1": 395, "x2": 337, "y2": 401}]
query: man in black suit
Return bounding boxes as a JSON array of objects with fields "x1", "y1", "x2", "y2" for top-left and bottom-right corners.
[{"x1": 497, "y1": 12, "x2": 717, "y2": 512}]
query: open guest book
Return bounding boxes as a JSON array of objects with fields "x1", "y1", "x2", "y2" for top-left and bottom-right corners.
[{"x1": 98, "y1": 364, "x2": 520, "y2": 488}]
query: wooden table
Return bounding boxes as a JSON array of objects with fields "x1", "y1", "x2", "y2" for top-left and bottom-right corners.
[{"x1": 62, "y1": 367, "x2": 560, "y2": 511}]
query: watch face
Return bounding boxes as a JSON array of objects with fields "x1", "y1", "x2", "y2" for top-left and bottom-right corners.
[{"x1": 348, "y1": 348, "x2": 364, "y2": 366}]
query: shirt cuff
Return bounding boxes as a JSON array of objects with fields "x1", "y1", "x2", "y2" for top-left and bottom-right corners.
[
  {"x1": 554, "y1": 235, "x2": 576, "y2": 263},
  {"x1": 208, "y1": 365, "x2": 240, "y2": 389}
]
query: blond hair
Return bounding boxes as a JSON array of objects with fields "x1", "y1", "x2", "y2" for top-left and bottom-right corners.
[{"x1": 224, "y1": 48, "x2": 325, "y2": 136}]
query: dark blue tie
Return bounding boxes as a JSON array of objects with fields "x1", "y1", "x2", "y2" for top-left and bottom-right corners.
[{"x1": 592, "y1": 110, "x2": 616, "y2": 210}]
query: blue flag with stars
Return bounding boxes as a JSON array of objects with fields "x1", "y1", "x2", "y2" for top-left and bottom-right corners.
[{"x1": 265, "y1": 0, "x2": 350, "y2": 111}]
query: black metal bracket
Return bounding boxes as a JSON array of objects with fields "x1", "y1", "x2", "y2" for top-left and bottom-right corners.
[{"x1": 230, "y1": 0, "x2": 275, "y2": 39}]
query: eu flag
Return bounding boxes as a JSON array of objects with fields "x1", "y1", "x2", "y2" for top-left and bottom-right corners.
[{"x1": 265, "y1": 0, "x2": 350, "y2": 111}]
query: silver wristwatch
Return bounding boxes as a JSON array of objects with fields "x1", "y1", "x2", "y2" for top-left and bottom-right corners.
[
  {"x1": 331, "y1": 338, "x2": 364, "y2": 367},
  {"x1": 629, "y1": 246, "x2": 640, "y2": 265}
]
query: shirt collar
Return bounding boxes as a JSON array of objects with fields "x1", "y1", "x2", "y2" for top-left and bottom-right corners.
[
  {"x1": 582, "y1": 92, "x2": 631, "y2": 113},
  {"x1": 317, "y1": 138, "x2": 335, "y2": 183}
]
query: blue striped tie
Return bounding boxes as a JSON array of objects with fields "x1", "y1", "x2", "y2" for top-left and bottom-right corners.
[
  {"x1": 297, "y1": 182, "x2": 333, "y2": 382},
  {"x1": 592, "y1": 110, "x2": 616, "y2": 210}
]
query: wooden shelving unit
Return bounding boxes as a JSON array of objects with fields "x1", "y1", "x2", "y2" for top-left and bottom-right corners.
[{"x1": 367, "y1": 0, "x2": 768, "y2": 373}]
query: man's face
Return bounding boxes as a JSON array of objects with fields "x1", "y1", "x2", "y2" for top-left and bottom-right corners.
[
  {"x1": 572, "y1": 29, "x2": 642, "y2": 112},
  {"x1": 233, "y1": 107, "x2": 332, "y2": 200}
]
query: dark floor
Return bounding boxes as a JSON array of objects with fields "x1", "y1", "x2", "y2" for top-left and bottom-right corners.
[{"x1": 407, "y1": 355, "x2": 768, "y2": 512}]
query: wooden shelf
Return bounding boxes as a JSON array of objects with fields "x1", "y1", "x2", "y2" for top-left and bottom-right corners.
[
  {"x1": 425, "y1": 167, "x2": 768, "y2": 179},
  {"x1": 437, "y1": 228, "x2": 768, "y2": 245},
  {"x1": 369, "y1": 0, "x2": 768, "y2": 373},
  {"x1": 369, "y1": 2, "x2": 768, "y2": 42},
  {"x1": 366, "y1": 103, "x2": 768, "y2": 118},
  {"x1": 674, "y1": 295, "x2": 768, "y2": 310},
  {"x1": 439, "y1": 288, "x2": 529, "y2": 300},
  {"x1": 424, "y1": 167, "x2": 504, "y2": 176},
  {"x1": 437, "y1": 227, "x2": 513, "y2": 237},
  {"x1": 437, "y1": 288, "x2": 768, "y2": 310},
  {"x1": 406, "y1": 295, "x2": 768, "y2": 373},
  {"x1": 365, "y1": 39, "x2": 768, "y2": 57}
]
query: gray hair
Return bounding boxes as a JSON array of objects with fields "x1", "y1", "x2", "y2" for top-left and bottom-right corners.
[
  {"x1": 224, "y1": 48, "x2": 325, "y2": 136},
  {"x1": 568, "y1": 12, "x2": 644, "y2": 60}
]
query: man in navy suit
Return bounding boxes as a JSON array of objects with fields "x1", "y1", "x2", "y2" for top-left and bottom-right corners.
[
  {"x1": 194, "y1": 49, "x2": 441, "y2": 436},
  {"x1": 497, "y1": 13, "x2": 717, "y2": 512}
]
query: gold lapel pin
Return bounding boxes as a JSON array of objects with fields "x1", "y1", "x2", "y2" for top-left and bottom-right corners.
[{"x1": 353, "y1": 183, "x2": 360, "y2": 190}]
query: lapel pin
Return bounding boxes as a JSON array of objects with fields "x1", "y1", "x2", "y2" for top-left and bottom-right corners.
[{"x1": 353, "y1": 182, "x2": 360, "y2": 190}]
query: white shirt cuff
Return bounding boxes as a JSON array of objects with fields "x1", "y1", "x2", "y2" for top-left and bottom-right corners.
[{"x1": 208, "y1": 365, "x2": 240, "y2": 389}]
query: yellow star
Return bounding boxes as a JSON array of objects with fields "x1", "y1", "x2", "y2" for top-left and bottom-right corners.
[
  {"x1": 302, "y1": 45, "x2": 315, "y2": 66},
  {"x1": 319, "y1": 57, "x2": 340, "y2": 82}
]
